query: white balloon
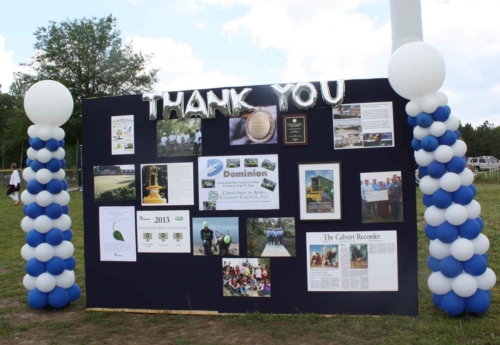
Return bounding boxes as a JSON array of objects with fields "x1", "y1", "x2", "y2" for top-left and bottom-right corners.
[
  {"x1": 27, "y1": 147, "x2": 38, "y2": 160},
  {"x1": 52, "y1": 147, "x2": 66, "y2": 160},
  {"x1": 406, "y1": 101, "x2": 421, "y2": 117},
  {"x1": 53, "y1": 214, "x2": 71, "y2": 231},
  {"x1": 445, "y1": 115, "x2": 460, "y2": 131},
  {"x1": 465, "y1": 200, "x2": 481, "y2": 219},
  {"x1": 424, "y1": 206, "x2": 446, "y2": 227},
  {"x1": 56, "y1": 270, "x2": 75, "y2": 288},
  {"x1": 21, "y1": 244, "x2": 36, "y2": 261},
  {"x1": 27, "y1": 125, "x2": 39, "y2": 138},
  {"x1": 35, "y1": 272, "x2": 57, "y2": 293},
  {"x1": 435, "y1": 92, "x2": 448, "y2": 106},
  {"x1": 415, "y1": 149, "x2": 435, "y2": 167},
  {"x1": 475, "y1": 268, "x2": 497, "y2": 290},
  {"x1": 54, "y1": 241, "x2": 74, "y2": 260},
  {"x1": 35, "y1": 190, "x2": 54, "y2": 207},
  {"x1": 34, "y1": 215, "x2": 53, "y2": 234},
  {"x1": 22, "y1": 167, "x2": 36, "y2": 182},
  {"x1": 451, "y1": 140, "x2": 467, "y2": 157},
  {"x1": 440, "y1": 172, "x2": 461, "y2": 192},
  {"x1": 37, "y1": 126, "x2": 55, "y2": 141},
  {"x1": 24, "y1": 80, "x2": 73, "y2": 127},
  {"x1": 21, "y1": 190, "x2": 36, "y2": 205},
  {"x1": 419, "y1": 176, "x2": 441, "y2": 195},
  {"x1": 452, "y1": 273, "x2": 478, "y2": 298},
  {"x1": 35, "y1": 243, "x2": 55, "y2": 262},
  {"x1": 52, "y1": 169, "x2": 66, "y2": 181},
  {"x1": 459, "y1": 168, "x2": 474, "y2": 186},
  {"x1": 420, "y1": 95, "x2": 438, "y2": 114},
  {"x1": 36, "y1": 148, "x2": 52, "y2": 163},
  {"x1": 471, "y1": 234, "x2": 490, "y2": 255},
  {"x1": 23, "y1": 274, "x2": 37, "y2": 291},
  {"x1": 434, "y1": 145, "x2": 454, "y2": 163},
  {"x1": 427, "y1": 271, "x2": 453, "y2": 295},
  {"x1": 53, "y1": 128, "x2": 65, "y2": 141},
  {"x1": 450, "y1": 238, "x2": 475, "y2": 261},
  {"x1": 429, "y1": 121, "x2": 447, "y2": 137},
  {"x1": 21, "y1": 216, "x2": 35, "y2": 233},
  {"x1": 429, "y1": 239, "x2": 451, "y2": 260},
  {"x1": 413, "y1": 126, "x2": 431, "y2": 140},
  {"x1": 445, "y1": 204, "x2": 468, "y2": 226},
  {"x1": 388, "y1": 42, "x2": 446, "y2": 100},
  {"x1": 35, "y1": 168, "x2": 53, "y2": 185},
  {"x1": 53, "y1": 191, "x2": 70, "y2": 206}
]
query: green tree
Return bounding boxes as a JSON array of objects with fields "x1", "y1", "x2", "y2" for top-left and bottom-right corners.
[{"x1": 11, "y1": 15, "x2": 159, "y2": 148}]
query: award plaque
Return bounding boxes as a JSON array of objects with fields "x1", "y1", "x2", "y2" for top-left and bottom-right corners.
[
  {"x1": 283, "y1": 114, "x2": 308, "y2": 146},
  {"x1": 245, "y1": 108, "x2": 276, "y2": 143}
]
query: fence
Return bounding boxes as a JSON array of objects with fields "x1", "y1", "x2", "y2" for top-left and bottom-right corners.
[
  {"x1": 0, "y1": 169, "x2": 81, "y2": 191},
  {"x1": 474, "y1": 166, "x2": 500, "y2": 183}
]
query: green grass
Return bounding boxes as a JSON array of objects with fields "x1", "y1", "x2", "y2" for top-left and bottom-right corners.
[{"x1": 0, "y1": 185, "x2": 499, "y2": 344}]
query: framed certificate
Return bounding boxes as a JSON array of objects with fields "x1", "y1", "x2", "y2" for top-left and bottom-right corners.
[{"x1": 283, "y1": 114, "x2": 308, "y2": 146}]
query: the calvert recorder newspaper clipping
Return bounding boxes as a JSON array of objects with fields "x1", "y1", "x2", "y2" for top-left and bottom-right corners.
[{"x1": 306, "y1": 231, "x2": 398, "y2": 292}]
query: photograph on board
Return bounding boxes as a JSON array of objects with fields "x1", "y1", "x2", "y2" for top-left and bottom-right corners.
[
  {"x1": 350, "y1": 244, "x2": 368, "y2": 269},
  {"x1": 229, "y1": 106, "x2": 277, "y2": 145},
  {"x1": 333, "y1": 104, "x2": 361, "y2": 119},
  {"x1": 141, "y1": 164, "x2": 168, "y2": 205},
  {"x1": 222, "y1": 258, "x2": 271, "y2": 297},
  {"x1": 157, "y1": 118, "x2": 202, "y2": 157},
  {"x1": 246, "y1": 217, "x2": 296, "y2": 257},
  {"x1": 94, "y1": 165, "x2": 136, "y2": 201},
  {"x1": 309, "y1": 244, "x2": 339, "y2": 269},
  {"x1": 192, "y1": 217, "x2": 239, "y2": 256},
  {"x1": 362, "y1": 132, "x2": 393, "y2": 148},
  {"x1": 360, "y1": 171, "x2": 403, "y2": 223}
]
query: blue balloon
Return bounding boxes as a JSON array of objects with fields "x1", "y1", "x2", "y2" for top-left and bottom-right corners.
[
  {"x1": 418, "y1": 166, "x2": 428, "y2": 178},
  {"x1": 66, "y1": 283, "x2": 81, "y2": 302},
  {"x1": 60, "y1": 159, "x2": 67, "y2": 169},
  {"x1": 424, "y1": 225, "x2": 438, "y2": 240},
  {"x1": 416, "y1": 113, "x2": 434, "y2": 128},
  {"x1": 63, "y1": 229, "x2": 73, "y2": 241},
  {"x1": 61, "y1": 179, "x2": 68, "y2": 191},
  {"x1": 22, "y1": 204, "x2": 28, "y2": 216},
  {"x1": 432, "y1": 293, "x2": 443, "y2": 308},
  {"x1": 407, "y1": 116, "x2": 418, "y2": 127},
  {"x1": 421, "y1": 135, "x2": 439, "y2": 152},
  {"x1": 411, "y1": 138, "x2": 421, "y2": 151},
  {"x1": 454, "y1": 130, "x2": 460, "y2": 139},
  {"x1": 46, "y1": 257, "x2": 66, "y2": 275},
  {"x1": 45, "y1": 228, "x2": 64, "y2": 246},
  {"x1": 26, "y1": 203, "x2": 45, "y2": 219},
  {"x1": 46, "y1": 158, "x2": 62, "y2": 172},
  {"x1": 58, "y1": 139, "x2": 65, "y2": 147},
  {"x1": 439, "y1": 256, "x2": 463, "y2": 278},
  {"x1": 441, "y1": 291, "x2": 466, "y2": 316},
  {"x1": 48, "y1": 287, "x2": 69, "y2": 308},
  {"x1": 27, "y1": 180, "x2": 44, "y2": 194},
  {"x1": 445, "y1": 105, "x2": 451, "y2": 114},
  {"x1": 433, "y1": 189, "x2": 453, "y2": 209},
  {"x1": 46, "y1": 179, "x2": 63, "y2": 194},
  {"x1": 25, "y1": 258, "x2": 46, "y2": 277},
  {"x1": 465, "y1": 290, "x2": 490, "y2": 314},
  {"x1": 482, "y1": 289, "x2": 491, "y2": 298},
  {"x1": 482, "y1": 253, "x2": 488, "y2": 263},
  {"x1": 427, "y1": 161, "x2": 447, "y2": 178},
  {"x1": 45, "y1": 203, "x2": 63, "y2": 219},
  {"x1": 45, "y1": 139, "x2": 60, "y2": 152},
  {"x1": 433, "y1": 106, "x2": 450, "y2": 122},
  {"x1": 427, "y1": 255, "x2": 441, "y2": 272},
  {"x1": 31, "y1": 138, "x2": 45, "y2": 150},
  {"x1": 29, "y1": 138, "x2": 33, "y2": 146},
  {"x1": 437, "y1": 222, "x2": 459, "y2": 243},
  {"x1": 30, "y1": 160, "x2": 45, "y2": 172},
  {"x1": 463, "y1": 255, "x2": 487, "y2": 276},
  {"x1": 469, "y1": 184, "x2": 477, "y2": 197},
  {"x1": 453, "y1": 186, "x2": 474, "y2": 205},
  {"x1": 26, "y1": 229, "x2": 45, "y2": 247},
  {"x1": 26, "y1": 158, "x2": 33, "y2": 167},
  {"x1": 422, "y1": 194, "x2": 433, "y2": 207},
  {"x1": 65, "y1": 256, "x2": 76, "y2": 270},
  {"x1": 438, "y1": 130, "x2": 457, "y2": 146},
  {"x1": 475, "y1": 217, "x2": 484, "y2": 230},
  {"x1": 458, "y1": 219, "x2": 481, "y2": 240},
  {"x1": 446, "y1": 156, "x2": 466, "y2": 174},
  {"x1": 28, "y1": 289, "x2": 48, "y2": 309}
]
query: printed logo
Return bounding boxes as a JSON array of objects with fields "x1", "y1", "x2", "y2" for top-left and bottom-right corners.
[
  {"x1": 208, "y1": 191, "x2": 219, "y2": 201},
  {"x1": 207, "y1": 159, "x2": 224, "y2": 177},
  {"x1": 175, "y1": 216, "x2": 184, "y2": 221}
]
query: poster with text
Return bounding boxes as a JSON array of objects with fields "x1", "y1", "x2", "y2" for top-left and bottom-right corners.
[
  {"x1": 111, "y1": 115, "x2": 135, "y2": 155},
  {"x1": 99, "y1": 206, "x2": 137, "y2": 262},
  {"x1": 136, "y1": 210, "x2": 190, "y2": 253},
  {"x1": 333, "y1": 103, "x2": 394, "y2": 149},
  {"x1": 198, "y1": 154, "x2": 279, "y2": 210},
  {"x1": 141, "y1": 163, "x2": 194, "y2": 206},
  {"x1": 306, "y1": 231, "x2": 398, "y2": 292}
]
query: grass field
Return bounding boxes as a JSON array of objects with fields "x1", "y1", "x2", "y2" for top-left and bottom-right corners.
[
  {"x1": 93, "y1": 175, "x2": 135, "y2": 197},
  {"x1": 0, "y1": 185, "x2": 499, "y2": 344}
]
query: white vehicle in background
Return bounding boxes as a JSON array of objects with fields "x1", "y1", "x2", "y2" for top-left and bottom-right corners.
[{"x1": 466, "y1": 157, "x2": 500, "y2": 173}]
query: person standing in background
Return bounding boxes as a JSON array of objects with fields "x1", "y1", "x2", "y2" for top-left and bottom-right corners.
[
  {"x1": 194, "y1": 128, "x2": 202, "y2": 155},
  {"x1": 7, "y1": 163, "x2": 20, "y2": 206}
]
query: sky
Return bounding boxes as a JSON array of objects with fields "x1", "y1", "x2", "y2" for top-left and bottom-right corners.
[{"x1": 1, "y1": 0, "x2": 499, "y2": 127}]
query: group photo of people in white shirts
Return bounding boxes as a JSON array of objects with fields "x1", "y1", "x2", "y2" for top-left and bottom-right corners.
[
  {"x1": 246, "y1": 217, "x2": 296, "y2": 257},
  {"x1": 360, "y1": 171, "x2": 403, "y2": 223},
  {"x1": 156, "y1": 118, "x2": 202, "y2": 157},
  {"x1": 222, "y1": 258, "x2": 271, "y2": 297}
]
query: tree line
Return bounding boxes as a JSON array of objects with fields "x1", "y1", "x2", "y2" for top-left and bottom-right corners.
[{"x1": 459, "y1": 121, "x2": 500, "y2": 159}]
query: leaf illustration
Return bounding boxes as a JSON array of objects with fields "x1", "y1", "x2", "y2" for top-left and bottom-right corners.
[{"x1": 113, "y1": 230, "x2": 125, "y2": 241}]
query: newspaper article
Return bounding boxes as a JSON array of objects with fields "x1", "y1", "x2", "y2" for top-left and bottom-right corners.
[{"x1": 306, "y1": 231, "x2": 398, "y2": 292}]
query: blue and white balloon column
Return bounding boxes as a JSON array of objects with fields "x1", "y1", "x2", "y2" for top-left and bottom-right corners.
[
  {"x1": 20, "y1": 80, "x2": 81, "y2": 309},
  {"x1": 388, "y1": 42, "x2": 496, "y2": 315}
]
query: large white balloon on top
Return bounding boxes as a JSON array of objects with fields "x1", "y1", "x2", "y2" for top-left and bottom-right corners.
[
  {"x1": 387, "y1": 42, "x2": 446, "y2": 100},
  {"x1": 24, "y1": 80, "x2": 73, "y2": 127}
]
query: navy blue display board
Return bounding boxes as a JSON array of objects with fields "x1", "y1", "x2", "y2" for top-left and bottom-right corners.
[{"x1": 82, "y1": 79, "x2": 418, "y2": 316}]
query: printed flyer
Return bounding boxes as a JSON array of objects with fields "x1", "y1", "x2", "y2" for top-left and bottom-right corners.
[
  {"x1": 111, "y1": 115, "x2": 135, "y2": 155},
  {"x1": 198, "y1": 154, "x2": 279, "y2": 210},
  {"x1": 136, "y1": 210, "x2": 190, "y2": 253},
  {"x1": 99, "y1": 206, "x2": 137, "y2": 262},
  {"x1": 306, "y1": 231, "x2": 398, "y2": 292}
]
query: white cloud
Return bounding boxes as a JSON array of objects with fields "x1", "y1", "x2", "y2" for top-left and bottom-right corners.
[
  {"x1": 128, "y1": 36, "x2": 246, "y2": 92},
  {"x1": 127, "y1": 0, "x2": 137, "y2": 4},
  {"x1": 195, "y1": 22, "x2": 207, "y2": 30},
  {"x1": 0, "y1": 35, "x2": 17, "y2": 93}
]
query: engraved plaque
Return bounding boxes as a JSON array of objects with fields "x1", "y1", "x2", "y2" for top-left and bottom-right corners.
[
  {"x1": 245, "y1": 108, "x2": 276, "y2": 143},
  {"x1": 283, "y1": 114, "x2": 308, "y2": 146}
]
